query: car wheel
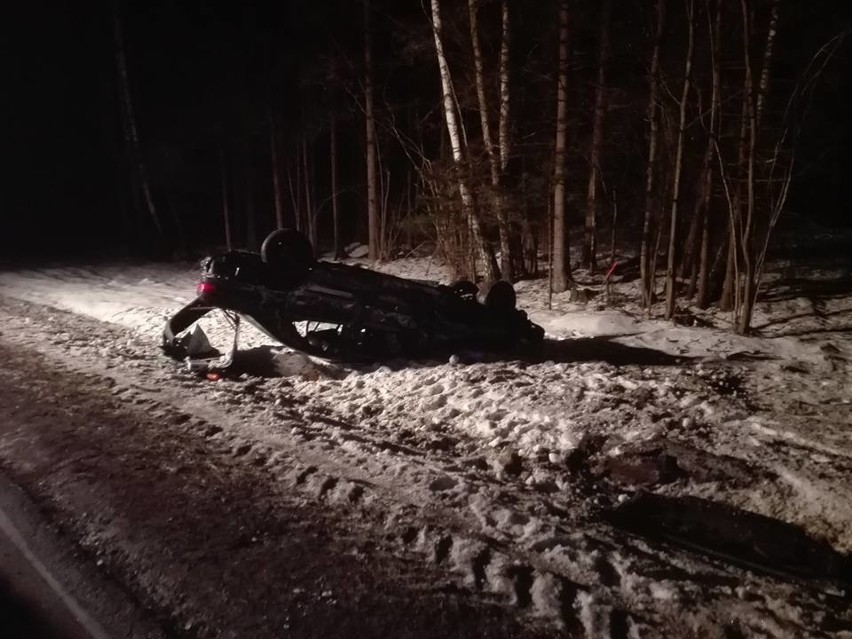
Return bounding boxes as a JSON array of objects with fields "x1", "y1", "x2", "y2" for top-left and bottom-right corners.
[
  {"x1": 261, "y1": 229, "x2": 315, "y2": 273},
  {"x1": 479, "y1": 280, "x2": 517, "y2": 312},
  {"x1": 449, "y1": 279, "x2": 478, "y2": 298},
  {"x1": 260, "y1": 229, "x2": 315, "y2": 284}
]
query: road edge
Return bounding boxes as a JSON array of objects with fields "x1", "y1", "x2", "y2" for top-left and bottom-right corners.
[{"x1": 0, "y1": 466, "x2": 164, "y2": 639}]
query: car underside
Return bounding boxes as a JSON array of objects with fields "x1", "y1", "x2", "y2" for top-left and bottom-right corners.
[{"x1": 163, "y1": 230, "x2": 545, "y2": 370}]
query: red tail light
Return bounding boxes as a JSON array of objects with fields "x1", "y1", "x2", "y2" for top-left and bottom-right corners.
[{"x1": 197, "y1": 281, "x2": 216, "y2": 296}]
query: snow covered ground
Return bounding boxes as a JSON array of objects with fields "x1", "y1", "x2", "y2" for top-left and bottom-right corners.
[{"x1": 0, "y1": 248, "x2": 850, "y2": 636}]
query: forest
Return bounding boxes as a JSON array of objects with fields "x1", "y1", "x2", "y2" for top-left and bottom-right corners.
[{"x1": 10, "y1": 0, "x2": 852, "y2": 335}]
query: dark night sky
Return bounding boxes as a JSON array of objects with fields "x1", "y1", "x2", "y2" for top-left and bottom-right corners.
[
  {"x1": 3, "y1": 1, "x2": 851, "y2": 262},
  {"x1": 2, "y1": 1, "x2": 115, "y2": 258},
  {"x1": 2, "y1": 0, "x2": 317, "y2": 260}
]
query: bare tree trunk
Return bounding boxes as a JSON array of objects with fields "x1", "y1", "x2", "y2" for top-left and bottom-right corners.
[
  {"x1": 286, "y1": 160, "x2": 301, "y2": 232},
  {"x1": 469, "y1": 0, "x2": 512, "y2": 281},
  {"x1": 696, "y1": 0, "x2": 722, "y2": 308},
  {"x1": 165, "y1": 194, "x2": 187, "y2": 257},
  {"x1": 719, "y1": 230, "x2": 737, "y2": 310},
  {"x1": 365, "y1": 0, "x2": 380, "y2": 262},
  {"x1": 665, "y1": 0, "x2": 695, "y2": 321},
  {"x1": 736, "y1": 0, "x2": 757, "y2": 332},
  {"x1": 720, "y1": 31, "x2": 752, "y2": 313},
  {"x1": 430, "y1": 0, "x2": 499, "y2": 283},
  {"x1": 680, "y1": 172, "x2": 703, "y2": 279},
  {"x1": 499, "y1": 0, "x2": 519, "y2": 278},
  {"x1": 244, "y1": 151, "x2": 257, "y2": 251},
  {"x1": 302, "y1": 138, "x2": 316, "y2": 247},
  {"x1": 113, "y1": 7, "x2": 164, "y2": 241},
  {"x1": 610, "y1": 190, "x2": 618, "y2": 264},
  {"x1": 551, "y1": 0, "x2": 572, "y2": 293},
  {"x1": 583, "y1": 0, "x2": 611, "y2": 271},
  {"x1": 115, "y1": 57, "x2": 141, "y2": 240},
  {"x1": 330, "y1": 109, "x2": 341, "y2": 258},
  {"x1": 686, "y1": 131, "x2": 713, "y2": 294},
  {"x1": 755, "y1": 0, "x2": 780, "y2": 129},
  {"x1": 269, "y1": 111, "x2": 284, "y2": 230},
  {"x1": 498, "y1": 0, "x2": 511, "y2": 175},
  {"x1": 737, "y1": 0, "x2": 779, "y2": 334},
  {"x1": 468, "y1": 0, "x2": 497, "y2": 197},
  {"x1": 640, "y1": 0, "x2": 666, "y2": 308},
  {"x1": 405, "y1": 169, "x2": 414, "y2": 250},
  {"x1": 219, "y1": 147, "x2": 232, "y2": 251},
  {"x1": 720, "y1": 0, "x2": 755, "y2": 316}
]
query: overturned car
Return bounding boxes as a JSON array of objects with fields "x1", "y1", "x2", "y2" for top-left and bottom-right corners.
[{"x1": 163, "y1": 230, "x2": 544, "y2": 369}]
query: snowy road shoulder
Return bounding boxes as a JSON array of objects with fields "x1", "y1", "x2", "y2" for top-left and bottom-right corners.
[{"x1": 0, "y1": 261, "x2": 851, "y2": 637}]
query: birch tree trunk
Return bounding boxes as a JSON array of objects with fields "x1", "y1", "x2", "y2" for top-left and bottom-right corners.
[
  {"x1": 498, "y1": 0, "x2": 511, "y2": 175},
  {"x1": 269, "y1": 111, "x2": 284, "y2": 229},
  {"x1": 551, "y1": 0, "x2": 572, "y2": 293},
  {"x1": 665, "y1": 0, "x2": 695, "y2": 321},
  {"x1": 582, "y1": 0, "x2": 611, "y2": 271},
  {"x1": 430, "y1": 0, "x2": 499, "y2": 283},
  {"x1": 113, "y1": 8, "x2": 164, "y2": 241},
  {"x1": 469, "y1": 0, "x2": 512, "y2": 280},
  {"x1": 469, "y1": 0, "x2": 498, "y2": 187},
  {"x1": 364, "y1": 0, "x2": 380, "y2": 262},
  {"x1": 499, "y1": 0, "x2": 516, "y2": 278},
  {"x1": 640, "y1": 0, "x2": 666, "y2": 308}
]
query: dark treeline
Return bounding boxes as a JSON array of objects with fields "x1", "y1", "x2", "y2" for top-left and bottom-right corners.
[{"x1": 6, "y1": 0, "x2": 852, "y2": 333}]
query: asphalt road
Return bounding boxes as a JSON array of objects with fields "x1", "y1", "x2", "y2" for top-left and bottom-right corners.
[
  {"x1": 0, "y1": 521, "x2": 89, "y2": 638},
  {"x1": 0, "y1": 472, "x2": 127, "y2": 639},
  {"x1": 0, "y1": 336, "x2": 548, "y2": 639}
]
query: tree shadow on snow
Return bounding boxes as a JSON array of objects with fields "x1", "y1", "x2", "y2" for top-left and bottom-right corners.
[
  {"x1": 608, "y1": 492, "x2": 852, "y2": 590},
  {"x1": 760, "y1": 274, "x2": 852, "y2": 303},
  {"x1": 531, "y1": 336, "x2": 689, "y2": 367}
]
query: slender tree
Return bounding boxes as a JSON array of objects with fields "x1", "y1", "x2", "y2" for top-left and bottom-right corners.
[
  {"x1": 735, "y1": 0, "x2": 780, "y2": 334},
  {"x1": 640, "y1": 0, "x2": 667, "y2": 308},
  {"x1": 113, "y1": 6, "x2": 164, "y2": 242},
  {"x1": 469, "y1": 0, "x2": 513, "y2": 280},
  {"x1": 582, "y1": 0, "x2": 612, "y2": 271},
  {"x1": 498, "y1": 0, "x2": 518, "y2": 278},
  {"x1": 430, "y1": 0, "x2": 499, "y2": 283},
  {"x1": 286, "y1": 158, "x2": 302, "y2": 232},
  {"x1": 243, "y1": 143, "x2": 257, "y2": 250},
  {"x1": 696, "y1": 0, "x2": 722, "y2": 308},
  {"x1": 330, "y1": 109, "x2": 341, "y2": 257},
  {"x1": 498, "y1": 0, "x2": 511, "y2": 175},
  {"x1": 219, "y1": 146, "x2": 232, "y2": 251},
  {"x1": 665, "y1": 0, "x2": 695, "y2": 320},
  {"x1": 270, "y1": 111, "x2": 285, "y2": 229},
  {"x1": 551, "y1": 0, "x2": 572, "y2": 293},
  {"x1": 302, "y1": 137, "x2": 316, "y2": 246},
  {"x1": 364, "y1": 0, "x2": 380, "y2": 261}
]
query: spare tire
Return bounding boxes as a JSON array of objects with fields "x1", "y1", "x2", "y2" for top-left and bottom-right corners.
[
  {"x1": 479, "y1": 280, "x2": 517, "y2": 312},
  {"x1": 261, "y1": 229, "x2": 315, "y2": 274}
]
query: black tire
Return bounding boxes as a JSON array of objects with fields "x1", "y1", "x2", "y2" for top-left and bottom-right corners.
[
  {"x1": 261, "y1": 229, "x2": 315, "y2": 273},
  {"x1": 449, "y1": 279, "x2": 478, "y2": 298},
  {"x1": 479, "y1": 280, "x2": 517, "y2": 312}
]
